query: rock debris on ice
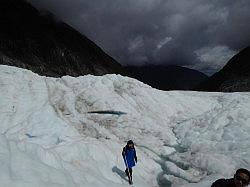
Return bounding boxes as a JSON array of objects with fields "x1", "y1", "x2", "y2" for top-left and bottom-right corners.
[{"x1": 0, "y1": 65, "x2": 249, "y2": 187}]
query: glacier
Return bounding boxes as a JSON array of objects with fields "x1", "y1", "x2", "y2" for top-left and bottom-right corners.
[{"x1": 0, "y1": 65, "x2": 249, "y2": 187}]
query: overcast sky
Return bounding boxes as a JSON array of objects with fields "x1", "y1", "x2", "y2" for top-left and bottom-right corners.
[{"x1": 29, "y1": 0, "x2": 250, "y2": 75}]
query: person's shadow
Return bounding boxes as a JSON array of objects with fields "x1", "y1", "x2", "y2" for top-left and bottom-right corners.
[{"x1": 112, "y1": 166, "x2": 129, "y2": 182}]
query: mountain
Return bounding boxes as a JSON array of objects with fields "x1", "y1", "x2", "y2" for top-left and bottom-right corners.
[
  {"x1": 1, "y1": 64, "x2": 250, "y2": 186},
  {"x1": 196, "y1": 46, "x2": 250, "y2": 92},
  {"x1": 124, "y1": 65, "x2": 208, "y2": 90},
  {"x1": 0, "y1": 0, "x2": 123, "y2": 77}
]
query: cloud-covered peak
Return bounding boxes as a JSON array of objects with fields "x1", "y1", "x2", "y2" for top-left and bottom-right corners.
[{"x1": 29, "y1": 0, "x2": 250, "y2": 74}]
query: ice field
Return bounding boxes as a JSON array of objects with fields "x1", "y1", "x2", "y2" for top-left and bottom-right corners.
[{"x1": 0, "y1": 65, "x2": 250, "y2": 187}]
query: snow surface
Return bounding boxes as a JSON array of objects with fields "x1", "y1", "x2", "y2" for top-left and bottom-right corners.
[{"x1": 0, "y1": 65, "x2": 250, "y2": 187}]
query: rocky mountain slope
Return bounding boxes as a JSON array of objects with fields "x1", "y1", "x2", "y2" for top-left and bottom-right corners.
[
  {"x1": 195, "y1": 46, "x2": 250, "y2": 92},
  {"x1": 125, "y1": 65, "x2": 208, "y2": 90},
  {"x1": 0, "y1": 0, "x2": 123, "y2": 77}
]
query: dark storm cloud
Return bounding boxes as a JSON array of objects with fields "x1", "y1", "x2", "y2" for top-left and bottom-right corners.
[{"x1": 29, "y1": 0, "x2": 250, "y2": 74}]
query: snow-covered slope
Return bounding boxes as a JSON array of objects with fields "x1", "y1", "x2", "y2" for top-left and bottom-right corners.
[{"x1": 0, "y1": 65, "x2": 249, "y2": 187}]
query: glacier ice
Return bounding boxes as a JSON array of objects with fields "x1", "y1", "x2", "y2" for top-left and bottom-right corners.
[{"x1": 0, "y1": 65, "x2": 249, "y2": 187}]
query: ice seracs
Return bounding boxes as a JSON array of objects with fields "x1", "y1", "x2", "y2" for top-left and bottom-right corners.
[{"x1": 0, "y1": 65, "x2": 249, "y2": 187}]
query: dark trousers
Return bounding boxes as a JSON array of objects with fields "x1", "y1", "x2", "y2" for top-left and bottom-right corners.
[{"x1": 125, "y1": 168, "x2": 133, "y2": 181}]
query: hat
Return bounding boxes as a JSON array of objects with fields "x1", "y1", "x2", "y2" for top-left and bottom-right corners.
[{"x1": 127, "y1": 140, "x2": 134, "y2": 145}]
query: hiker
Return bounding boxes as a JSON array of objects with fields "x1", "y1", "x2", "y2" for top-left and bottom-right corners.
[
  {"x1": 122, "y1": 140, "x2": 137, "y2": 185},
  {"x1": 211, "y1": 168, "x2": 250, "y2": 187}
]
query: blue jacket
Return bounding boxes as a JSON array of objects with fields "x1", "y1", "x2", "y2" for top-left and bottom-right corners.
[{"x1": 122, "y1": 146, "x2": 137, "y2": 168}]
